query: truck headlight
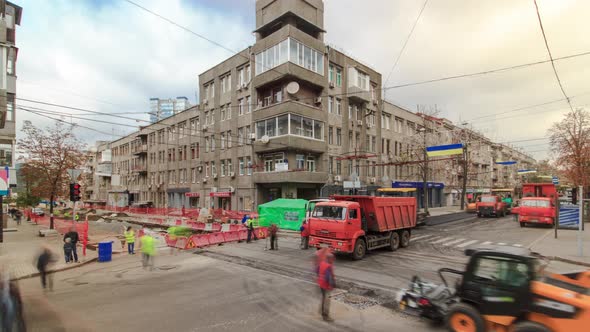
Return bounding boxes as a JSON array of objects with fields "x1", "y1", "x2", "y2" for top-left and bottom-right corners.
[{"x1": 338, "y1": 242, "x2": 343, "y2": 246}]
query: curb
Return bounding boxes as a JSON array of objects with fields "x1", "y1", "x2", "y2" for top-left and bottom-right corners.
[
  {"x1": 546, "y1": 255, "x2": 590, "y2": 268},
  {"x1": 11, "y1": 257, "x2": 99, "y2": 282}
]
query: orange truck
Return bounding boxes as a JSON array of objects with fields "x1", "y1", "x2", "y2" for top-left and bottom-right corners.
[
  {"x1": 517, "y1": 183, "x2": 558, "y2": 227},
  {"x1": 308, "y1": 195, "x2": 417, "y2": 260},
  {"x1": 476, "y1": 195, "x2": 508, "y2": 217}
]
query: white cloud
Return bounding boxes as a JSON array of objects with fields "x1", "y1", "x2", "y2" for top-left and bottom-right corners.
[{"x1": 12, "y1": 0, "x2": 590, "y2": 161}]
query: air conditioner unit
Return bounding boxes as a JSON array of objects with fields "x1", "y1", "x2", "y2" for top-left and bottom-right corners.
[
  {"x1": 370, "y1": 177, "x2": 376, "y2": 184},
  {"x1": 202, "y1": 178, "x2": 208, "y2": 183},
  {"x1": 241, "y1": 83, "x2": 248, "y2": 89},
  {"x1": 249, "y1": 133, "x2": 256, "y2": 140},
  {"x1": 229, "y1": 186, "x2": 235, "y2": 193},
  {"x1": 357, "y1": 120, "x2": 363, "y2": 126},
  {"x1": 213, "y1": 173, "x2": 218, "y2": 179},
  {"x1": 334, "y1": 175, "x2": 342, "y2": 182},
  {"x1": 329, "y1": 82, "x2": 335, "y2": 89},
  {"x1": 372, "y1": 100, "x2": 378, "y2": 105},
  {"x1": 367, "y1": 123, "x2": 373, "y2": 129},
  {"x1": 314, "y1": 97, "x2": 322, "y2": 104},
  {"x1": 230, "y1": 172, "x2": 235, "y2": 178},
  {"x1": 202, "y1": 126, "x2": 208, "y2": 132},
  {"x1": 203, "y1": 99, "x2": 208, "y2": 105},
  {"x1": 197, "y1": 166, "x2": 203, "y2": 172}
]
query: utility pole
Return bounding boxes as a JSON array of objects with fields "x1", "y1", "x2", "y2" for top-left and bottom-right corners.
[{"x1": 460, "y1": 144, "x2": 468, "y2": 210}]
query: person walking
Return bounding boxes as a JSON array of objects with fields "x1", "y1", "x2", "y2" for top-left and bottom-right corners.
[
  {"x1": 63, "y1": 238, "x2": 74, "y2": 263},
  {"x1": 317, "y1": 253, "x2": 336, "y2": 322},
  {"x1": 64, "y1": 227, "x2": 80, "y2": 263},
  {"x1": 36, "y1": 246, "x2": 57, "y2": 291},
  {"x1": 141, "y1": 232, "x2": 156, "y2": 270},
  {"x1": 124, "y1": 226, "x2": 136, "y2": 255},
  {"x1": 14, "y1": 210, "x2": 22, "y2": 226},
  {"x1": 246, "y1": 217, "x2": 258, "y2": 243},
  {"x1": 300, "y1": 221, "x2": 310, "y2": 249},
  {"x1": 269, "y1": 223, "x2": 278, "y2": 250}
]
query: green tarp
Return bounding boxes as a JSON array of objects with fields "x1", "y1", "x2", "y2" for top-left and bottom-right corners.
[{"x1": 258, "y1": 198, "x2": 308, "y2": 231}]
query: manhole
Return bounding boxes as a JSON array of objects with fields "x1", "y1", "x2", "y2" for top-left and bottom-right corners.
[
  {"x1": 157, "y1": 265, "x2": 178, "y2": 271},
  {"x1": 333, "y1": 293, "x2": 379, "y2": 309}
]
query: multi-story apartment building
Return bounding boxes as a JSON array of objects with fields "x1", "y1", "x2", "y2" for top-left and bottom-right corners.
[
  {"x1": 84, "y1": 0, "x2": 535, "y2": 211},
  {"x1": 149, "y1": 96, "x2": 191, "y2": 123},
  {"x1": 0, "y1": 1, "x2": 21, "y2": 184}
]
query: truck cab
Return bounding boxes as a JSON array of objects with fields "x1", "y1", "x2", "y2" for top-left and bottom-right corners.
[
  {"x1": 518, "y1": 197, "x2": 555, "y2": 227},
  {"x1": 308, "y1": 200, "x2": 364, "y2": 254},
  {"x1": 476, "y1": 195, "x2": 507, "y2": 218}
]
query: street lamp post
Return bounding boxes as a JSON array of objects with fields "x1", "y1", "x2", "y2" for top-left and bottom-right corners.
[{"x1": 420, "y1": 128, "x2": 429, "y2": 215}]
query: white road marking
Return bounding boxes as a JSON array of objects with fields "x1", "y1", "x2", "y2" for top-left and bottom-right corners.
[
  {"x1": 411, "y1": 235, "x2": 435, "y2": 241},
  {"x1": 513, "y1": 244, "x2": 523, "y2": 247},
  {"x1": 456, "y1": 240, "x2": 479, "y2": 248},
  {"x1": 431, "y1": 237, "x2": 454, "y2": 244},
  {"x1": 481, "y1": 241, "x2": 492, "y2": 245},
  {"x1": 497, "y1": 242, "x2": 507, "y2": 245},
  {"x1": 442, "y1": 238, "x2": 466, "y2": 246}
]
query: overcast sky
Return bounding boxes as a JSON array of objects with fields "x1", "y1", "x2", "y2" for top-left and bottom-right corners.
[{"x1": 12, "y1": 0, "x2": 590, "y2": 160}]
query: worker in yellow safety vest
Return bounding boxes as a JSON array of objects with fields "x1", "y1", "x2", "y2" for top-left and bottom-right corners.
[
  {"x1": 124, "y1": 226, "x2": 135, "y2": 255},
  {"x1": 246, "y1": 217, "x2": 258, "y2": 243}
]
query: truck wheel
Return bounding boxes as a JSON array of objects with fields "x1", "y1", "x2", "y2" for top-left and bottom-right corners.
[
  {"x1": 352, "y1": 239, "x2": 366, "y2": 260},
  {"x1": 520, "y1": 222, "x2": 525, "y2": 227},
  {"x1": 513, "y1": 321, "x2": 551, "y2": 332},
  {"x1": 446, "y1": 303, "x2": 485, "y2": 332},
  {"x1": 388, "y1": 231, "x2": 400, "y2": 251},
  {"x1": 400, "y1": 230, "x2": 410, "y2": 248}
]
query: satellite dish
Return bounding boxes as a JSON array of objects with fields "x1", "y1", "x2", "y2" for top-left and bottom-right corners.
[
  {"x1": 286, "y1": 81, "x2": 300, "y2": 95},
  {"x1": 260, "y1": 135, "x2": 270, "y2": 144}
]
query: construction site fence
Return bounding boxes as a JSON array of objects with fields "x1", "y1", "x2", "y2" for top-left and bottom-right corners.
[
  {"x1": 82, "y1": 204, "x2": 257, "y2": 220},
  {"x1": 168, "y1": 227, "x2": 269, "y2": 250}
]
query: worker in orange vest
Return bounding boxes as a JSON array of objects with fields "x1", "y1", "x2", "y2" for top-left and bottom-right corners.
[
  {"x1": 300, "y1": 221, "x2": 310, "y2": 249},
  {"x1": 317, "y1": 253, "x2": 336, "y2": 322}
]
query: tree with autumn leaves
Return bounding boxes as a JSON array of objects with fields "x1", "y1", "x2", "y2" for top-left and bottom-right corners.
[
  {"x1": 18, "y1": 122, "x2": 85, "y2": 229},
  {"x1": 549, "y1": 108, "x2": 590, "y2": 188}
]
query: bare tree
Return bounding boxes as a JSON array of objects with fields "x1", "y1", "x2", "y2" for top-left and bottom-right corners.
[
  {"x1": 18, "y1": 122, "x2": 85, "y2": 229},
  {"x1": 549, "y1": 108, "x2": 590, "y2": 188}
]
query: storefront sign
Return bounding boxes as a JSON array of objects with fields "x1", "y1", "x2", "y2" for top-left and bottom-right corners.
[
  {"x1": 392, "y1": 181, "x2": 445, "y2": 189},
  {"x1": 210, "y1": 192, "x2": 232, "y2": 197},
  {"x1": 185, "y1": 192, "x2": 200, "y2": 197}
]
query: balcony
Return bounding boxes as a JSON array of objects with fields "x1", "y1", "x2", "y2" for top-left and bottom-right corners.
[
  {"x1": 252, "y1": 61, "x2": 325, "y2": 91},
  {"x1": 347, "y1": 85, "x2": 371, "y2": 104},
  {"x1": 253, "y1": 171, "x2": 328, "y2": 184},
  {"x1": 254, "y1": 100, "x2": 321, "y2": 122},
  {"x1": 253, "y1": 134, "x2": 326, "y2": 154},
  {"x1": 132, "y1": 144, "x2": 148, "y2": 155},
  {"x1": 131, "y1": 165, "x2": 147, "y2": 174},
  {"x1": 6, "y1": 29, "x2": 15, "y2": 44}
]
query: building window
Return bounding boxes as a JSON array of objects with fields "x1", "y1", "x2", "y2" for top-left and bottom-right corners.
[
  {"x1": 221, "y1": 74, "x2": 231, "y2": 93},
  {"x1": 328, "y1": 97, "x2": 333, "y2": 114},
  {"x1": 348, "y1": 67, "x2": 369, "y2": 91},
  {"x1": 238, "y1": 98, "x2": 244, "y2": 116},
  {"x1": 306, "y1": 156, "x2": 316, "y2": 172},
  {"x1": 227, "y1": 131, "x2": 232, "y2": 148},
  {"x1": 211, "y1": 110, "x2": 215, "y2": 124},
  {"x1": 6, "y1": 94, "x2": 14, "y2": 122},
  {"x1": 328, "y1": 126, "x2": 333, "y2": 145},
  {"x1": 329, "y1": 156, "x2": 333, "y2": 174},
  {"x1": 211, "y1": 135, "x2": 216, "y2": 151},
  {"x1": 211, "y1": 161, "x2": 217, "y2": 176},
  {"x1": 336, "y1": 159, "x2": 341, "y2": 175},
  {"x1": 246, "y1": 96, "x2": 252, "y2": 113},
  {"x1": 329, "y1": 64, "x2": 334, "y2": 83},
  {"x1": 336, "y1": 128, "x2": 342, "y2": 146},
  {"x1": 221, "y1": 160, "x2": 226, "y2": 177},
  {"x1": 205, "y1": 137, "x2": 210, "y2": 152},
  {"x1": 260, "y1": 87, "x2": 283, "y2": 108},
  {"x1": 296, "y1": 154, "x2": 305, "y2": 170},
  {"x1": 255, "y1": 38, "x2": 324, "y2": 76},
  {"x1": 221, "y1": 133, "x2": 226, "y2": 149},
  {"x1": 336, "y1": 67, "x2": 342, "y2": 87},
  {"x1": 239, "y1": 158, "x2": 245, "y2": 176},
  {"x1": 205, "y1": 162, "x2": 209, "y2": 177},
  {"x1": 246, "y1": 157, "x2": 252, "y2": 175},
  {"x1": 226, "y1": 104, "x2": 231, "y2": 120},
  {"x1": 221, "y1": 107, "x2": 226, "y2": 121},
  {"x1": 191, "y1": 168, "x2": 196, "y2": 183},
  {"x1": 228, "y1": 159, "x2": 233, "y2": 175},
  {"x1": 256, "y1": 114, "x2": 323, "y2": 141},
  {"x1": 238, "y1": 127, "x2": 244, "y2": 146}
]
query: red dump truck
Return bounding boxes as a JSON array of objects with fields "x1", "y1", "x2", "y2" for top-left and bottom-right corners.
[
  {"x1": 308, "y1": 195, "x2": 417, "y2": 260},
  {"x1": 517, "y1": 183, "x2": 558, "y2": 227}
]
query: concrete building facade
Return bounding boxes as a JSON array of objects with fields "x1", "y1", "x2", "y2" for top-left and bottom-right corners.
[
  {"x1": 0, "y1": 1, "x2": 21, "y2": 182},
  {"x1": 83, "y1": 0, "x2": 535, "y2": 211}
]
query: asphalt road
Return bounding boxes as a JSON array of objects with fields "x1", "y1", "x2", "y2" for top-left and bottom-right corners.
[
  {"x1": 15, "y1": 214, "x2": 578, "y2": 332},
  {"x1": 17, "y1": 253, "x2": 433, "y2": 332}
]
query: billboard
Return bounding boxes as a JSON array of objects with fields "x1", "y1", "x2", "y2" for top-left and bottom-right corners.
[{"x1": 0, "y1": 167, "x2": 8, "y2": 196}]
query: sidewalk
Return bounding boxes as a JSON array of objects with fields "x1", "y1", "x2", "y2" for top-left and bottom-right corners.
[
  {"x1": 529, "y1": 227, "x2": 590, "y2": 266},
  {"x1": 0, "y1": 217, "x2": 98, "y2": 280},
  {"x1": 427, "y1": 205, "x2": 464, "y2": 217}
]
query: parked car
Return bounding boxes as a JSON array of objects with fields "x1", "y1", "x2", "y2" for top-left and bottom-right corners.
[{"x1": 32, "y1": 207, "x2": 45, "y2": 216}]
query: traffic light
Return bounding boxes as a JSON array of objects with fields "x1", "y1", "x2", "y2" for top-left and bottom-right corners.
[{"x1": 70, "y1": 183, "x2": 81, "y2": 202}]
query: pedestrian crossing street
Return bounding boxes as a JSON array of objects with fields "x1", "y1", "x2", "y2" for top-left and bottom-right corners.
[{"x1": 411, "y1": 234, "x2": 524, "y2": 249}]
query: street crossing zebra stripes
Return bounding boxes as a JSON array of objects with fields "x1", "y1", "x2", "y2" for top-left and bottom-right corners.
[{"x1": 411, "y1": 234, "x2": 523, "y2": 249}]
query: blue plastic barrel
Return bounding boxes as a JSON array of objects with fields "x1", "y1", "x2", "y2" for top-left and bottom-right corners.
[{"x1": 98, "y1": 241, "x2": 113, "y2": 262}]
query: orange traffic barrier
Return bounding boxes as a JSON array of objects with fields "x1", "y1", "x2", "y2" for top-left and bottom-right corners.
[
  {"x1": 211, "y1": 222, "x2": 222, "y2": 232},
  {"x1": 238, "y1": 229, "x2": 248, "y2": 241},
  {"x1": 255, "y1": 227, "x2": 268, "y2": 239},
  {"x1": 208, "y1": 232, "x2": 225, "y2": 245},
  {"x1": 192, "y1": 222, "x2": 206, "y2": 230},
  {"x1": 165, "y1": 234, "x2": 178, "y2": 247},
  {"x1": 222, "y1": 231, "x2": 239, "y2": 243},
  {"x1": 175, "y1": 236, "x2": 188, "y2": 249},
  {"x1": 189, "y1": 234, "x2": 210, "y2": 248},
  {"x1": 228, "y1": 224, "x2": 242, "y2": 232}
]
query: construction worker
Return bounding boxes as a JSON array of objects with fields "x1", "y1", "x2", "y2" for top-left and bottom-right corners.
[
  {"x1": 300, "y1": 221, "x2": 310, "y2": 249},
  {"x1": 74, "y1": 213, "x2": 80, "y2": 222},
  {"x1": 124, "y1": 226, "x2": 136, "y2": 255},
  {"x1": 141, "y1": 232, "x2": 156, "y2": 270},
  {"x1": 246, "y1": 217, "x2": 258, "y2": 243},
  {"x1": 269, "y1": 223, "x2": 278, "y2": 250},
  {"x1": 318, "y1": 253, "x2": 336, "y2": 322}
]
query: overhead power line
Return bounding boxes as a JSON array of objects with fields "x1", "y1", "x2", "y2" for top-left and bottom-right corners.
[
  {"x1": 384, "y1": 0, "x2": 429, "y2": 88},
  {"x1": 533, "y1": 0, "x2": 574, "y2": 112}
]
